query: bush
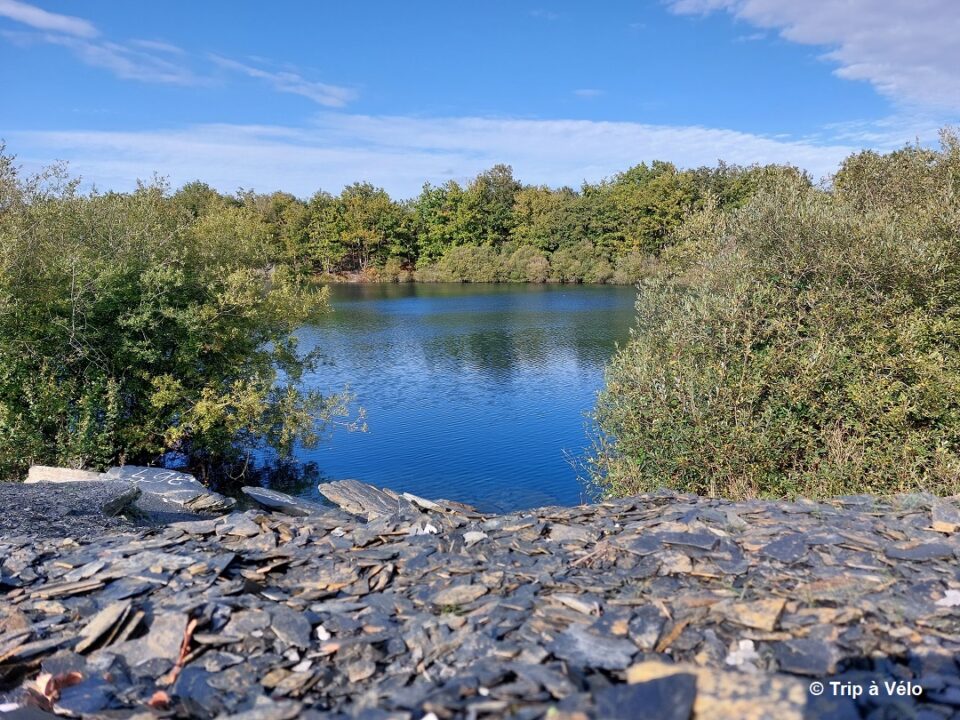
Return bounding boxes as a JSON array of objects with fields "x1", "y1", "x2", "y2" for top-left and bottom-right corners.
[
  {"x1": 421, "y1": 245, "x2": 503, "y2": 282},
  {"x1": 0, "y1": 152, "x2": 354, "y2": 481},
  {"x1": 592, "y1": 132, "x2": 960, "y2": 500},
  {"x1": 503, "y1": 245, "x2": 549, "y2": 282},
  {"x1": 610, "y1": 251, "x2": 658, "y2": 284}
]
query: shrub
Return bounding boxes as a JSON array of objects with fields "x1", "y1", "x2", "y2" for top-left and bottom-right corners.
[
  {"x1": 428, "y1": 245, "x2": 503, "y2": 282},
  {"x1": 503, "y1": 245, "x2": 549, "y2": 282},
  {"x1": 610, "y1": 251, "x2": 658, "y2": 284},
  {"x1": 592, "y1": 132, "x2": 960, "y2": 500}
]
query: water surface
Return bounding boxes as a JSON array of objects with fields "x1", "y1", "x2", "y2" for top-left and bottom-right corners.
[{"x1": 287, "y1": 283, "x2": 636, "y2": 511}]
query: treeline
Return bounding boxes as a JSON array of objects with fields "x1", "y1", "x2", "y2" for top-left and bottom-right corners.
[
  {"x1": 176, "y1": 160, "x2": 804, "y2": 284},
  {"x1": 592, "y1": 130, "x2": 960, "y2": 500}
]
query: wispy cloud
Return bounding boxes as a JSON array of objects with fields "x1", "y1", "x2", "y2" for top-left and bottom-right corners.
[
  {"x1": 530, "y1": 9, "x2": 559, "y2": 21},
  {"x1": 819, "y1": 113, "x2": 955, "y2": 149},
  {"x1": 210, "y1": 55, "x2": 357, "y2": 107},
  {"x1": 573, "y1": 88, "x2": 604, "y2": 99},
  {"x1": 0, "y1": 1, "x2": 352, "y2": 101},
  {"x1": 0, "y1": 0, "x2": 95, "y2": 38},
  {"x1": 669, "y1": 0, "x2": 960, "y2": 112},
  {"x1": 0, "y1": 0, "x2": 198, "y2": 85},
  {"x1": 5, "y1": 114, "x2": 862, "y2": 199},
  {"x1": 39, "y1": 33, "x2": 197, "y2": 84},
  {"x1": 129, "y1": 39, "x2": 186, "y2": 55}
]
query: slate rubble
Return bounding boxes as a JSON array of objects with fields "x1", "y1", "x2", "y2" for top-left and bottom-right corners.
[{"x1": 0, "y1": 482, "x2": 958, "y2": 719}]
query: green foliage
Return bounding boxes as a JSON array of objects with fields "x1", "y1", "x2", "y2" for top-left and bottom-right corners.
[
  {"x1": 314, "y1": 183, "x2": 413, "y2": 273},
  {"x1": 0, "y1": 150, "x2": 354, "y2": 481},
  {"x1": 288, "y1": 158, "x2": 781, "y2": 283},
  {"x1": 592, "y1": 132, "x2": 960, "y2": 500}
]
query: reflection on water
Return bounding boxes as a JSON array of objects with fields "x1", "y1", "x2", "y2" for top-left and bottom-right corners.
[{"x1": 282, "y1": 283, "x2": 636, "y2": 511}]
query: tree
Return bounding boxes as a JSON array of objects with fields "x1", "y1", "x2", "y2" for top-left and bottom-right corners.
[
  {"x1": 511, "y1": 185, "x2": 580, "y2": 253},
  {"x1": 0, "y1": 152, "x2": 354, "y2": 482},
  {"x1": 465, "y1": 164, "x2": 521, "y2": 246},
  {"x1": 310, "y1": 183, "x2": 413, "y2": 273}
]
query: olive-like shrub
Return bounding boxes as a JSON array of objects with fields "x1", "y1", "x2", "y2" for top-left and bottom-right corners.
[{"x1": 592, "y1": 132, "x2": 960, "y2": 499}]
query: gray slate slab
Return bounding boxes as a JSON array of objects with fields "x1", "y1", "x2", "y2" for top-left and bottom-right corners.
[
  {"x1": 241, "y1": 486, "x2": 327, "y2": 517},
  {"x1": 104, "y1": 465, "x2": 236, "y2": 514}
]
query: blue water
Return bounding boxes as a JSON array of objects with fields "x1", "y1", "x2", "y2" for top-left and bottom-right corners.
[{"x1": 286, "y1": 283, "x2": 637, "y2": 512}]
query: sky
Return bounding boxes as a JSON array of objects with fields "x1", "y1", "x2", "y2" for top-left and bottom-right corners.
[{"x1": 1, "y1": 0, "x2": 958, "y2": 199}]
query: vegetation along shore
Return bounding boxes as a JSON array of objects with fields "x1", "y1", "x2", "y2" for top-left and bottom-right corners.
[{"x1": 4, "y1": 133, "x2": 960, "y2": 505}]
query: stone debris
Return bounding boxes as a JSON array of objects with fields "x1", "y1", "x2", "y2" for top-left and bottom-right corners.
[
  {"x1": 0, "y1": 481, "x2": 141, "y2": 539},
  {"x1": 0, "y1": 483, "x2": 958, "y2": 719}
]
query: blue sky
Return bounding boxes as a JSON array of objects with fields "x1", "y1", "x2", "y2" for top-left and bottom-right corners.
[{"x1": 1, "y1": 0, "x2": 958, "y2": 198}]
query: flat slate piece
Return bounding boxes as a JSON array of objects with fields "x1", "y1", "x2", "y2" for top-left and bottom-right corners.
[
  {"x1": 0, "y1": 482, "x2": 959, "y2": 719},
  {"x1": 105, "y1": 465, "x2": 236, "y2": 513},
  {"x1": 241, "y1": 486, "x2": 327, "y2": 517}
]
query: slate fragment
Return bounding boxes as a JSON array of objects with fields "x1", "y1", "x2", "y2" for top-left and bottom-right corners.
[
  {"x1": 431, "y1": 584, "x2": 488, "y2": 606},
  {"x1": 594, "y1": 674, "x2": 696, "y2": 720},
  {"x1": 318, "y1": 480, "x2": 409, "y2": 520},
  {"x1": 270, "y1": 606, "x2": 312, "y2": 649},
  {"x1": 54, "y1": 675, "x2": 114, "y2": 715},
  {"x1": 74, "y1": 600, "x2": 131, "y2": 654},
  {"x1": 3, "y1": 480, "x2": 960, "y2": 719},
  {"x1": 107, "y1": 612, "x2": 187, "y2": 667},
  {"x1": 241, "y1": 487, "x2": 327, "y2": 517},
  {"x1": 715, "y1": 598, "x2": 785, "y2": 632},
  {"x1": 761, "y1": 534, "x2": 807, "y2": 563},
  {"x1": 885, "y1": 542, "x2": 955, "y2": 561},
  {"x1": 548, "y1": 624, "x2": 637, "y2": 671},
  {"x1": 105, "y1": 465, "x2": 236, "y2": 514},
  {"x1": 930, "y1": 500, "x2": 960, "y2": 533},
  {"x1": 771, "y1": 638, "x2": 837, "y2": 676}
]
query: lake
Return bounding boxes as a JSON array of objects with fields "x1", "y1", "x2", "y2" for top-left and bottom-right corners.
[{"x1": 283, "y1": 283, "x2": 637, "y2": 512}]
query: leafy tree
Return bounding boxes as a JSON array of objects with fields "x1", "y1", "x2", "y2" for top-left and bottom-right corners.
[
  {"x1": 465, "y1": 164, "x2": 521, "y2": 246},
  {"x1": 0, "y1": 151, "x2": 354, "y2": 482},
  {"x1": 412, "y1": 182, "x2": 463, "y2": 263},
  {"x1": 511, "y1": 185, "x2": 581, "y2": 252},
  {"x1": 309, "y1": 183, "x2": 413, "y2": 273},
  {"x1": 171, "y1": 181, "x2": 234, "y2": 219}
]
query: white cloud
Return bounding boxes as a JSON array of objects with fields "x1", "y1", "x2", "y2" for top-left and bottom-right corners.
[
  {"x1": 41, "y1": 33, "x2": 197, "y2": 84},
  {"x1": 669, "y1": 0, "x2": 960, "y2": 112},
  {"x1": 819, "y1": 113, "x2": 955, "y2": 149},
  {"x1": 129, "y1": 39, "x2": 186, "y2": 55},
  {"x1": 4, "y1": 114, "x2": 860, "y2": 199},
  {"x1": 574, "y1": 88, "x2": 604, "y2": 99},
  {"x1": 1, "y1": 25, "x2": 197, "y2": 85},
  {"x1": 0, "y1": 0, "x2": 96, "y2": 37},
  {"x1": 210, "y1": 55, "x2": 357, "y2": 107},
  {"x1": 0, "y1": 3, "x2": 349, "y2": 99},
  {"x1": 530, "y1": 9, "x2": 560, "y2": 20}
]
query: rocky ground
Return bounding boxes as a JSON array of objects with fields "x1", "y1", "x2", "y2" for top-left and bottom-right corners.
[{"x1": 1, "y1": 477, "x2": 960, "y2": 719}]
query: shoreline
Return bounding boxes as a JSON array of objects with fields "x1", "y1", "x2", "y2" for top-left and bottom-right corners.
[{"x1": 314, "y1": 271, "x2": 636, "y2": 286}]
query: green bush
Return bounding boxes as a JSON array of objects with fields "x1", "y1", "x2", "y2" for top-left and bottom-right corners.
[
  {"x1": 0, "y1": 152, "x2": 354, "y2": 481},
  {"x1": 415, "y1": 245, "x2": 502, "y2": 282},
  {"x1": 592, "y1": 132, "x2": 960, "y2": 500},
  {"x1": 502, "y1": 244, "x2": 549, "y2": 282}
]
